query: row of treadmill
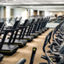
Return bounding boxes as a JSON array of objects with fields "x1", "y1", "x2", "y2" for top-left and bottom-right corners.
[{"x1": 0, "y1": 17, "x2": 49, "y2": 63}]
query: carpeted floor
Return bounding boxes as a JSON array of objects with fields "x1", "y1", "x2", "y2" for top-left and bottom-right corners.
[{"x1": 0, "y1": 29, "x2": 53, "y2": 64}]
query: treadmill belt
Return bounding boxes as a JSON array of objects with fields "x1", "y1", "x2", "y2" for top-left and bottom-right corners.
[{"x1": 1, "y1": 44, "x2": 18, "y2": 51}]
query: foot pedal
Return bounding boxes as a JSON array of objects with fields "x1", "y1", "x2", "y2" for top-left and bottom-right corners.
[
  {"x1": 17, "y1": 58, "x2": 26, "y2": 64},
  {"x1": 48, "y1": 45, "x2": 50, "y2": 48},
  {"x1": 47, "y1": 50, "x2": 51, "y2": 53},
  {"x1": 41, "y1": 55, "x2": 46, "y2": 59},
  {"x1": 41, "y1": 55, "x2": 48, "y2": 60},
  {"x1": 40, "y1": 62, "x2": 47, "y2": 64},
  {"x1": 49, "y1": 56, "x2": 56, "y2": 59}
]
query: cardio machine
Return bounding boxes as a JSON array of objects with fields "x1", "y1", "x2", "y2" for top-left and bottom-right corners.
[
  {"x1": 0, "y1": 20, "x2": 20, "y2": 55},
  {"x1": 17, "y1": 47, "x2": 37, "y2": 64}
]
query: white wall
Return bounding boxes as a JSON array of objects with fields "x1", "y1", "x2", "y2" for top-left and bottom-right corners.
[
  {"x1": 6, "y1": 6, "x2": 11, "y2": 19},
  {"x1": 44, "y1": 10, "x2": 53, "y2": 17},
  {"x1": 0, "y1": 7, "x2": 4, "y2": 19},
  {"x1": 1, "y1": 7, "x2": 4, "y2": 18},
  {"x1": 30, "y1": 9, "x2": 33, "y2": 16},
  {"x1": 44, "y1": 10, "x2": 64, "y2": 17},
  {"x1": 0, "y1": 7, "x2": 1, "y2": 19},
  {"x1": 13, "y1": 8, "x2": 29, "y2": 21}
]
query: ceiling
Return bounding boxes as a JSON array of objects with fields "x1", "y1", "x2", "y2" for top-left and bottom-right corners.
[
  {"x1": 0, "y1": 0, "x2": 64, "y2": 11},
  {"x1": 22, "y1": 6, "x2": 64, "y2": 11},
  {"x1": 0, "y1": 0, "x2": 64, "y2": 5}
]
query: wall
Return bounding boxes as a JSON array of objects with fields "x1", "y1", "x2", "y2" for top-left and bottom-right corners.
[
  {"x1": 0, "y1": 7, "x2": 1, "y2": 19},
  {"x1": 44, "y1": 11, "x2": 64, "y2": 17},
  {"x1": 50, "y1": 11, "x2": 64, "y2": 16},
  {"x1": 0, "y1": 7, "x2": 4, "y2": 19},
  {"x1": 13, "y1": 8, "x2": 29, "y2": 21}
]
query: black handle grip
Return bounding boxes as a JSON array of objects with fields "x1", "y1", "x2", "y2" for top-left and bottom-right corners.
[{"x1": 30, "y1": 47, "x2": 37, "y2": 64}]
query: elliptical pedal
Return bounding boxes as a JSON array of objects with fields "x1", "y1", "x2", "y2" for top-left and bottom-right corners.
[
  {"x1": 17, "y1": 58, "x2": 26, "y2": 64},
  {"x1": 40, "y1": 62, "x2": 47, "y2": 64}
]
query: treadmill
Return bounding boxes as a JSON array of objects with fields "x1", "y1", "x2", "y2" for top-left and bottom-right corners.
[
  {"x1": 36, "y1": 18, "x2": 47, "y2": 33},
  {"x1": 5, "y1": 19, "x2": 28, "y2": 48},
  {"x1": 9, "y1": 19, "x2": 28, "y2": 47},
  {"x1": 35, "y1": 18, "x2": 49, "y2": 34},
  {"x1": 19, "y1": 18, "x2": 42, "y2": 40},
  {"x1": 0, "y1": 20, "x2": 19, "y2": 55},
  {"x1": 32, "y1": 18, "x2": 43, "y2": 35},
  {"x1": 10, "y1": 19, "x2": 34, "y2": 45},
  {"x1": 0, "y1": 22, "x2": 5, "y2": 61},
  {"x1": 17, "y1": 19, "x2": 35, "y2": 42},
  {"x1": 30, "y1": 18, "x2": 41, "y2": 38},
  {"x1": 21, "y1": 19, "x2": 35, "y2": 41}
]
